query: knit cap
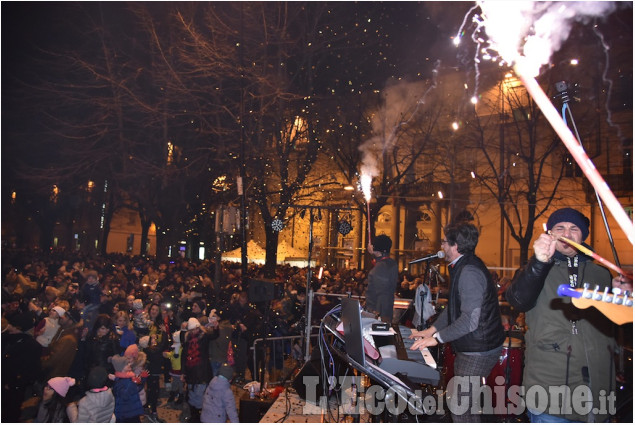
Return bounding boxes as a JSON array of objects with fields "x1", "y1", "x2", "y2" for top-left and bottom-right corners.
[
  {"x1": 124, "y1": 344, "x2": 139, "y2": 358},
  {"x1": 87, "y1": 366, "x2": 108, "y2": 389},
  {"x1": 111, "y1": 355, "x2": 129, "y2": 373},
  {"x1": 187, "y1": 317, "x2": 201, "y2": 330},
  {"x1": 171, "y1": 330, "x2": 182, "y2": 350},
  {"x1": 547, "y1": 208, "x2": 590, "y2": 241},
  {"x1": 51, "y1": 306, "x2": 66, "y2": 317},
  {"x1": 48, "y1": 376, "x2": 76, "y2": 397},
  {"x1": 373, "y1": 234, "x2": 392, "y2": 253}
]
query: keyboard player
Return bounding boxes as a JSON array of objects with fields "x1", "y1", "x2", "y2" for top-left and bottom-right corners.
[{"x1": 409, "y1": 223, "x2": 505, "y2": 422}]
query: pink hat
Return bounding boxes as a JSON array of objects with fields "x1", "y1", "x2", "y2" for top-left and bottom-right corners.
[
  {"x1": 124, "y1": 344, "x2": 139, "y2": 358},
  {"x1": 51, "y1": 306, "x2": 66, "y2": 317},
  {"x1": 47, "y1": 376, "x2": 75, "y2": 397}
]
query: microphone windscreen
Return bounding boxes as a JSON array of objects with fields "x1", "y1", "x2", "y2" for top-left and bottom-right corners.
[{"x1": 437, "y1": 250, "x2": 445, "y2": 259}]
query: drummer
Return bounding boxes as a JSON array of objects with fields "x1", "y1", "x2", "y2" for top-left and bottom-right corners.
[{"x1": 410, "y1": 222, "x2": 505, "y2": 422}]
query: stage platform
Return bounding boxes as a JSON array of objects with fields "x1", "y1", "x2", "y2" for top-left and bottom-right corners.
[{"x1": 260, "y1": 387, "x2": 371, "y2": 423}]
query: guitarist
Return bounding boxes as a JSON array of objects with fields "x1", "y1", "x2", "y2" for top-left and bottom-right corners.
[{"x1": 506, "y1": 207, "x2": 632, "y2": 422}]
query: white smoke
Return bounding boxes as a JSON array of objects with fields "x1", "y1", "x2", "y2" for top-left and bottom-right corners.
[
  {"x1": 478, "y1": 1, "x2": 618, "y2": 77},
  {"x1": 358, "y1": 75, "x2": 439, "y2": 201}
]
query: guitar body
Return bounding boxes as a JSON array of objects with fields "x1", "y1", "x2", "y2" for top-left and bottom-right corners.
[{"x1": 557, "y1": 285, "x2": 633, "y2": 325}]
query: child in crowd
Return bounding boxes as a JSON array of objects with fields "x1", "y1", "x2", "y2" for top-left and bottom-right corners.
[
  {"x1": 111, "y1": 354, "x2": 147, "y2": 423},
  {"x1": 163, "y1": 330, "x2": 185, "y2": 407},
  {"x1": 113, "y1": 310, "x2": 137, "y2": 355},
  {"x1": 34, "y1": 305, "x2": 66, "y2": 349},
  {"x1": 132, "y1": 299, "x2": 152, "y2": 336},
  {"x1": 67, "y1": 366, "x2": 115, "y2": 422},
  {"x1": 36, "y1": 376, "x2": 75, "y2": 423},
  {"x1": 124, "y1": 343, "x2": 148, "y2": 409},
  {"x1": 200, "y1": 364, "x2": 239, "y2": 423}
]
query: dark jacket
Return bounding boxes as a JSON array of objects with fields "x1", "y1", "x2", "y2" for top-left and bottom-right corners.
[
  {"x1": 448, "y1": 253, "x2": 505, "y2": 352},
  {"x1": 365, "y1": 256, "x2": 399, "y2": 322},
  {"x1": 506, "y1": 253, "x2": 615, "y2": 422},
  {"x1": 86, "y1": 333, "x2": 120, "y2": 374},
  {"x1": 182, "y1": 328, "x2": 217, "y2": 385}
]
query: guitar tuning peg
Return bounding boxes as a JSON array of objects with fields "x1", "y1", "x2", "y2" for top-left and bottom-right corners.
[
  {"x1": 582, "y1": 283, "x2": 590, "y2": 298},
  {"x1": 612, "y1": 287, "x2": 622, "y2": 304},
  {"x1": 602, "y1": 287, "x2": 612, "y2": 303},
  {"x1": 592, "y1": 285, "x2": 601, "y2": 301}
]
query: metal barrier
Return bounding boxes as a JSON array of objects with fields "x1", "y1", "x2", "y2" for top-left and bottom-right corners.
[{"x1": 250, "y1": 329, "x2": 321, "y2": 384}]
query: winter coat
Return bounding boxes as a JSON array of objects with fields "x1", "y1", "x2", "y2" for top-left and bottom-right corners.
[
  {"x1": 182, "y1": 328, "x2": 216, "y2": 385},
  {"x1": 41, "y1": 324, "x2": 78, "y2": 380},
  {"x1": 200, "y1": 376, "x2": 239, "y2": 423},
  {"x1": 70, "y1": 389, "x2": 115, "y2": 422},
  {"x1": 87, "y1": 333, "x2": 119, "y2": 374},
  {"x1": 506, "y1": 253, "x2": 616, "y2": 422},
  {"x1": 112, "y1": 377, "x2": 145, "y2": 420}
]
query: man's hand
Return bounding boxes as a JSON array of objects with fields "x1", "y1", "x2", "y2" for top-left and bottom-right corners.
[
  {"x1": 533, "y1": 233, "x2": 556, "y2": 263},
  {"x1": 409, "y1": 326, "x2": 436, "y2": 340},
  {"x1": 612, "y1": 275, "x2": 633, "y2": 293},
  {"x1": 411, "y1": 336, "x2": 438, "y2": 350},
  {"x1": 367, "y1": 243, "x2": 375, "y2": 256}
]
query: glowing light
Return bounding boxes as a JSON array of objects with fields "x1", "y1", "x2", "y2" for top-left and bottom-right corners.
[
  {"x1": 570, "y1": 58, "x2": 579, "y2": 65},
  {"x1": 87, "y1": 180, "x2": 95, "y2": 192},
  {"x1": 453, "y1": 37, "x2": 460, "y2": 46},
  {"x1": 470, "y1": 96, "x2": 478, "y2": 104},
  {"x1": 11, "y1": 191, "x2": 16, "y2": 201},
  {"x1": 437, "y1": 191, "x2": 444, "y2": 199},
  {"x1": 470, "y1": 171, "x2": 476, "y2": 179},
  {"x1": 343, "y1": 185, "x2": 355, "y2": 191},
  {"x1": 452, "y1": 122, "x2": 459, "y2": 131},
  {"x1": 360, "y1": 174, "x2": 372, "y2": 202}
]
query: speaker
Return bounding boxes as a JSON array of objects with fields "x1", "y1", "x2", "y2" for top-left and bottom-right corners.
[
  {"x1": 239, "y1": 393, "x2": 275, "y2": 422},
  {"x1": 248, "y1": 278, "x2": 283, "y2": 302},
  {"x1": 292, "y1": 359, "x2": 325, "y2": 404}
]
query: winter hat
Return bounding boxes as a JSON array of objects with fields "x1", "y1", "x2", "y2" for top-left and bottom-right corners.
[
  {"x1": 124, "y1": 344, "x2": 139, "y2": 358},
  {"x1": 51, "y1": 306, "x2": 66, "y2": 317},
  {"x1": 373, "y1": 234, "x2": 392, "y2": 253},
  {"x1": 87, "y1": 366, "x2": 108, "y2": 389},
  {"x1": 111, "y1": 355, "x2": 130, "y2": 373},
  {"x1": 547, "y1": 208, "x2": 590, "y2": 241},
  {"x1": 171, "y1": 330, "x2": 182, "y2": 350},
  {"x1": 132, "y1": 299, "x2": 143, "y2": 310},
  {"x1": 187, "y1": 317, "x2": 201, "y2": 330},
  {"x1": 218, "y1": 363, "x2": 234, "y2": 381},
  {"x1": 139, "y1": 335, "x2": 150, "y2": 349},
  {"x1": 47, "y1": 376, "x2": 76, "y2": 397}
]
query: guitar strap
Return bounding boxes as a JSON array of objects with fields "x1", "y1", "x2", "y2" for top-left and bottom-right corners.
[
  {"x1": 566, "y1": 255, "x2": 579, "y2": 288},
  {"x1": 566, "y1": 255, "x2": 580, "y2": 335}
]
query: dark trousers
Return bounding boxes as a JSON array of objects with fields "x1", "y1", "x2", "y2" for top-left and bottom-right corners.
[{"x1": 146, "y1": 375, "x2": 161, "y2": 412}]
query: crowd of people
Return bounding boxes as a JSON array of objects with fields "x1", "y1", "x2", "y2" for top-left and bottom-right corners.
[{"x1": 1, "y1": 247, "x2": 425, "y2": 423}]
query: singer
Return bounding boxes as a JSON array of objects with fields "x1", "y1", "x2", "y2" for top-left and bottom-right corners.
[
  {"x1": 365, "y1": 235, "x2": 399, "y2": 323},
  {"x1": 410, "y1": 223, "x2": 505, "y2": 422}
]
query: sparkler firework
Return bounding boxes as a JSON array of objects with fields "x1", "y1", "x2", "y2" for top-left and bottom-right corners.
[{"x1": 456, "y1": 1, "x2": 633, "y2": 244}]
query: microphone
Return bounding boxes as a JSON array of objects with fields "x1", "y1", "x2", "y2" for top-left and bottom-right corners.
[{"x1": 409, "y1": 251, "x2": 445, "y2": 265}]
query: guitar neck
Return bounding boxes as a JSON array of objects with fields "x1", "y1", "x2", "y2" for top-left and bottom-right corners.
[{"x1": 557, "y1": 284, "x2": 633, "y2": 325}]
